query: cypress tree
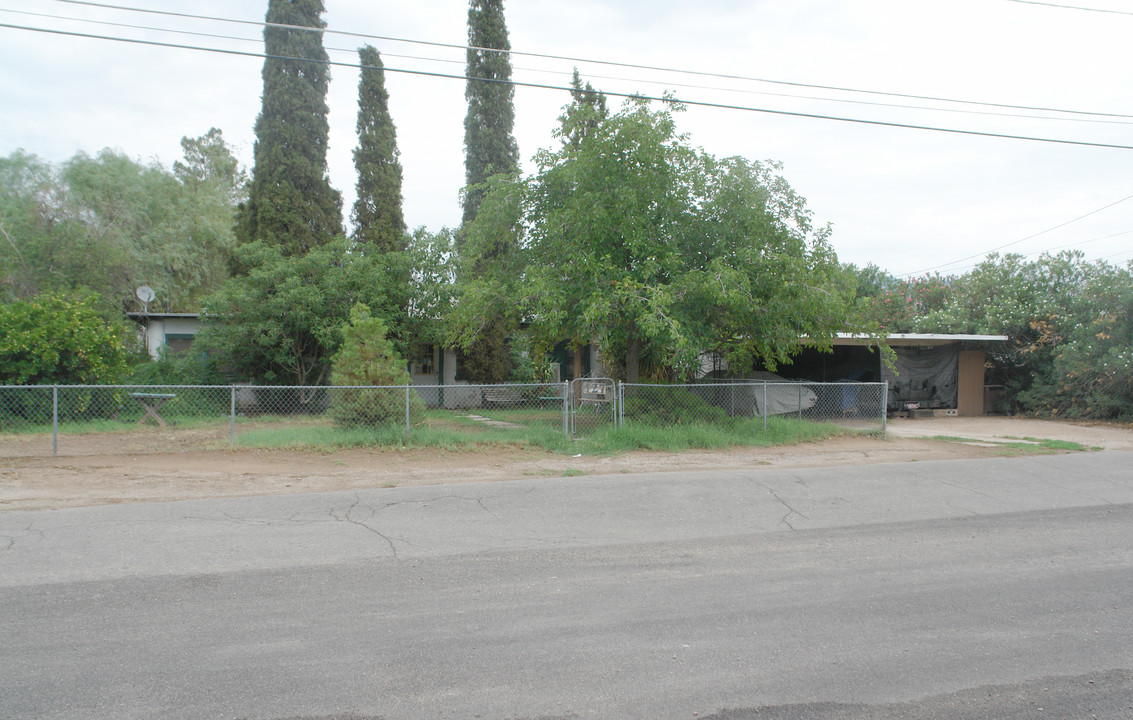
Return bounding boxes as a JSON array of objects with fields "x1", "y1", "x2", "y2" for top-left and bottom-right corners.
[
  {"x1": 237, "y1": 0, "x2": 342, "y2": 256},
  {"x1": 462, "y1": 0, "x2": 519, "y2": 226},
  {"x1": 352, "y1": 45, "x2": 406, "y2": 253},
  {"x1": 562, "y1": 69, "x2": 608, "y2": 149}
]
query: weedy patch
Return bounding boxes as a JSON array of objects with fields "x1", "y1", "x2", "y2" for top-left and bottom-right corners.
[{"x1": 931, "y1": 435, "x2": 1093, "y2": 456}]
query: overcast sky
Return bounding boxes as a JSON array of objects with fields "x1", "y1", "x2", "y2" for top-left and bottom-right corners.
[{"x1": 2, "y1": 0, "x2": 1131, "y2": 277}]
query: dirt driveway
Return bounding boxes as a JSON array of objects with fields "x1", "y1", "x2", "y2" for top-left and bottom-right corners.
[{"x1": 2, "y1": 417, "x2": 1130, "y2": 512}]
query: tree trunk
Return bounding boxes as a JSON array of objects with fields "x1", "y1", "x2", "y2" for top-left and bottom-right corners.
[{"x1": 625, "y1": 335, "x2": 641, "y2": 383}]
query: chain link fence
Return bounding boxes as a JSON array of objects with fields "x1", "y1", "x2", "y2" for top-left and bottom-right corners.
[
  {"x1": 620, "y1": 380, "x2": 887, "y2": 432},
  {"x1": 1, "y1": 380, "x2": 885, "y2": 458}
]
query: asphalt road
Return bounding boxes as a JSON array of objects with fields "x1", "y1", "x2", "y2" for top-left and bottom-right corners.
[{"x1": 2, "y1": 451, "x2": 1132, "y2": 719}]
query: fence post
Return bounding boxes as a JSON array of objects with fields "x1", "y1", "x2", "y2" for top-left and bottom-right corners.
[
  {"x1": 230, "y1": 385, "x2": 236, "y2": 445},
  {"x1": 405, "y1": 386, "x2": 411, "y2": 441},
  {"x1": 618, "y1": 382, "x2": 624, "y2": 428},
  {"x1": 52, "y1": 385, "x2": 58, "y2": 456},
  {"x1": 798, "y1": 383, "x2": 803, "y2": 420},
  {"x1": 562, "y1": 382, "x2": 569, "y2": 438},
  {"x1": 881, "y1": 382, "x2": 888, "y2": 433},
  {"x1": 762, "y1": 382, "x2": 768, "y2": 431}
]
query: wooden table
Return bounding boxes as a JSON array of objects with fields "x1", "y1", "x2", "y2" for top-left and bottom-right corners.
[{"x1": 131, "y1": 392, "x2": 177, "y2": 427}]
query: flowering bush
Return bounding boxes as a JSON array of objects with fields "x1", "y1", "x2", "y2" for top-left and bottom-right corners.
[{"x1": 849, "y1": 253, "x2": 1133, "y2": 419}]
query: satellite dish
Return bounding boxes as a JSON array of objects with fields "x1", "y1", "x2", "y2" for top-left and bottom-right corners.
[{"x1": 136, "y1": 286, "x2": 156, "y2": 314}]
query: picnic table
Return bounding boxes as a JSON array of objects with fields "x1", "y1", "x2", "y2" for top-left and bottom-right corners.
[{"x1": 131, "y1": 392, "x2": 177, "y2": 427}]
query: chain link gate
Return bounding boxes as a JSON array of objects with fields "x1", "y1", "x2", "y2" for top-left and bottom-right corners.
[{"x1": 569, "y1": 377, "x2": 617, "y2": 438}]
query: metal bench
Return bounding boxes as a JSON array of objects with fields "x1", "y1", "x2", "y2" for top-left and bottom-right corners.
[{"x1": 482, "y1": 387, "x2": 524, "y2": 407}]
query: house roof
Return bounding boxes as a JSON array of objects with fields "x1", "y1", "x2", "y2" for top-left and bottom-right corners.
[
  {"x1": 126, "y1": 312, "x2": 201, "y2": 320},
  {"x1": 832, "y1": 332, "x2": 1008, "y2": 347}
]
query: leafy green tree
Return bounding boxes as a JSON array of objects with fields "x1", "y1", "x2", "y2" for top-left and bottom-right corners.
[
  {"x1": 845, "y1": 264, "x2": 954, "y2": 334},
  {"x1": 907, "y1": 252, "x2": 1132, "y2": 419},
  {"x1": 352, "y1": 45, "x2": 406, "y2": 253},
  {"x1": 1023, "y1": 259, "x2": 1132, "y2": 419},
  {"x1": 198, "y1": 236, "x2": 407, "y2": 395},
  {"x1": 329, "y1": 303, "x2": 425, "y2": 428},
  {"x1": 462, "y1": 0, "x2": 519, "y2": 226},
  {"x1": 0, "y1": 137, "x2": 242, "y2": 313},
  {"x1": 404, "y1": 226, "x2": 457, "y2": 352},
  {"x1": 237, "y1": 0, "x2": 342, "y2": 256},
  {"x1": 458, "y1": 0, "x2": 521, "y2": 380},
  {"x1": 0, "y1": 150, "x2": 60, "y2": 301},
  {"x1": 452, "y1": 95, "x2": 857, "y2": 382},
  {"x1": 0, "y1": 293, "x2": 128, "y2": 385},
  {"x1": 562, "y1": 69, "x2": 608, "y2": 149},
  {"x1": 855, "y1": 251, "x2": 1133, "y2": 419},
  {"x1": 174, "y1": 127, "x2": 247, "y2": 205}
]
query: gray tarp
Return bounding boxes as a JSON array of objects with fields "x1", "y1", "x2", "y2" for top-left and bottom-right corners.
[
  {"x1": 751, "y1": 372, "x2": 819, "y2": 416},
  {"x1": 882, "y1": 345, "x2": 959, "y2": 409},
  {"x1": 695, "y1": 372, "x2": 818, "y2": 417}
]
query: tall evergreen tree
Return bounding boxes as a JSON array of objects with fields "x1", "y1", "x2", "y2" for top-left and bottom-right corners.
[
  {"x1": 561, "y1": 69, "x2": 608, "y2": 150},
  {"x1": 352, "y1": 45, "x2": 406, "y2": 253},
  {"x1": 462, "y1": 0, "x2": 519, "y2": 226},
  {"x1": 237, "y1": 0, "x2": 342, "y2": 257}
]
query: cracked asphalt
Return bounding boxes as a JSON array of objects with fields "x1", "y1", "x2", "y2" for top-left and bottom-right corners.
[
  {"x1": 1, "y1": 451, "x2": 1132, "y2": 719},
  {"x1": 3, "y1": 451, "x2": 1130, "y2": 587}
]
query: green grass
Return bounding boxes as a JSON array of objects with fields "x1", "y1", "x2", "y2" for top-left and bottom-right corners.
[
  {"x1": 229, "y1": 411, "x2": 858, "y2": 456},
  {"x1": 232, "y1": 412, "x2": 576, "y2": 453},
  {"x1": 931, "y1": 435, "x2": 1093, "y2": 455},
  {"x1": 579, "y1": 416, "x2": 854, "y2": 454},
  {"x1": 0, "y1": 414, "x2": 231, "y2": 435},
  {"x1": 3, "y1": 404, "x2": 872, "y2": 458}
]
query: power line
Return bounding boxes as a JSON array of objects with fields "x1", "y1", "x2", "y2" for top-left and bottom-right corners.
[
  {"x1": 1005, "y1": 0, "x2": 1133, "y2": 16},
  {"x1": 10, "y1": 8, "x2": 1133, "y2": 128},
  {"x1": 899, "y1": 192, "x2": 1133, "y2": 277},
  {"x1": 926, "y1": 229, "x2": 1133, "y2": 275},
  {"x1": 47, "y1": 0, "x2": 1133, "y2": 122},
  {"x1": 1098, "y1": 249, "x2": 1133, "y2": 263},
  {"x1": 5, "y1": 20, "x2": 1133, "y2": 153}
]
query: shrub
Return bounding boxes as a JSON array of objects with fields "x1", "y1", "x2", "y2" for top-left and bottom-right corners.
[
  {"x1": 0, "y1": 293, "x2": 128, "y2": 385},
  {"x1": 622, "y1": 385, "x2": 734, "y2": 427},
  {"x1": 128, "y1": 346, "x2": 228, "y2": 386},
  {"x1": 329, "y1": 303, "x2": 425, "y2": 428}
]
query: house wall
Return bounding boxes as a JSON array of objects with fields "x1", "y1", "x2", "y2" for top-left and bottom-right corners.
[
  {"x1": 140, "y1": 316, "x2": 202, "y2": 360},
  {"x1": 410, "y1": 348, "x2": 481, "y2": 409},
  {"x1": 143, "y1": 320, "x2": 166, "y2": 361},
  {"x1": 957, "y1": 350, "x2": 987, "y2": 417}
]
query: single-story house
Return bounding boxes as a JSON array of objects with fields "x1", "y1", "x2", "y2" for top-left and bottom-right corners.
[
  {"x1": 127, "y1": 312, "x2": 203, "y2": 361},
  {"x1": 124, "y1": 310, "x2": 1006, "y2": 417}
]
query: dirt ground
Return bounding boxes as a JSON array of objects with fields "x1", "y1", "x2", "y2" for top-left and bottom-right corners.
[{"x1": 2, "y1": 416, "x2": 1131, "y2": 512}]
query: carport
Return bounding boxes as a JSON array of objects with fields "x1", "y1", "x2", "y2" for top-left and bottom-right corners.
[{"x1": 774, "y1": 333, "x2": 1009, "y2": 417}]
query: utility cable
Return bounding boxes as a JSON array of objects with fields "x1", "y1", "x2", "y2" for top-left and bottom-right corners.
[
  {"x1": 900, "y1": 192, "x2": 1133, "y2": 277},
  {"x1": 1005, "y1": 0, "x2": 1133, "y2": 16},
  {"x1": 4, "y1": 21, "x2": 1133, "y2": 153},
  {"x1": 925, "y1": 229, "x2": 1133, "y2": 276},
  {"x1": 8, "y1": 7, "x2": 1132, "y2": 127},
  {"x1": 45, "y1": 0, "x2": 1133, "y2": 121}
]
